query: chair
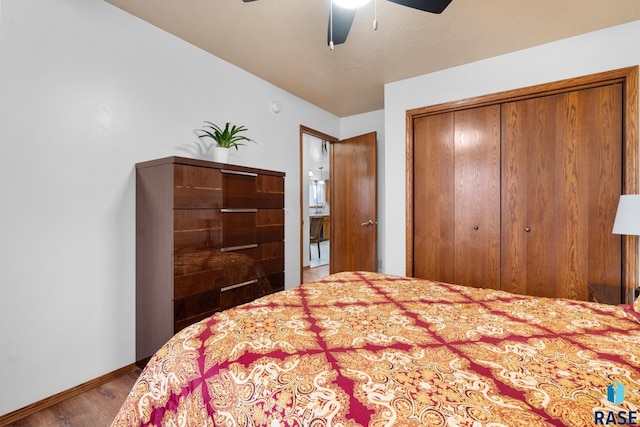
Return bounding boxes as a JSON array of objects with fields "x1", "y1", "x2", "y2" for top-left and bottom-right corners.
[{"x1": 309, "y1": 216, "x2": 324, "y2": 259}]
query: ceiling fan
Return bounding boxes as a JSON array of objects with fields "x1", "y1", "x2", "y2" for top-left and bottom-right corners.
[{"x1": 242, "y1": 0, "x2": 453, "y2": 48}]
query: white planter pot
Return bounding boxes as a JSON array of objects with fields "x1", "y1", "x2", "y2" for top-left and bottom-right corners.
[{"x1": 212, "y1": 146, "x2": 230, "y2": 163}]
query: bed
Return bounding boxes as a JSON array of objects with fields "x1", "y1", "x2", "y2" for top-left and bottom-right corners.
[{"x1": 112, "y1": 271, "x2": 640, "y2": 426}]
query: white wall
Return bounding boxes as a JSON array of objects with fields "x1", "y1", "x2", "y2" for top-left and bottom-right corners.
[
  {"x1": 0, "y1": 0, "x2": 342, "y2": 414},
  {"x1": 384, "y1": 20, "x2": 640, "y2": 276}
]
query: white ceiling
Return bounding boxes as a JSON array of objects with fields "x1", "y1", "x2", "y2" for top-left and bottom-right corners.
[{"x1": 104, "y1": 0, "x2": 640, "y2": 117}]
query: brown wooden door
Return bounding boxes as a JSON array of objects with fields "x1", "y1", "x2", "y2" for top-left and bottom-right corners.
[
  {"x1": 412, "y1": 105, "x2": 501, "y2": 288},
  {"x1": 501, "y1": 84, "x2": 622, "y2": 300},
  {"x1": 330, "y1": 132, "x2": 377, "y2": 273},
  {"x1": 412, "y1": 112, "x2": 455, "y2": 282},
  {"x1": 454, "y1": 105, "x2": 501, "y2": 289}
]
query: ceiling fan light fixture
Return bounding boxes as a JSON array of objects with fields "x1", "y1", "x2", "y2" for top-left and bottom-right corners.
[{"x1": 333, "y1": 0, "x2": 371, "y2": 9}]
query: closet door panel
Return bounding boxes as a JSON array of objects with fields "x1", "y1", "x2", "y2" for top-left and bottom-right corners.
[
  {"x1": 555, "y1": 90, "x2": 590, "y2": 300},
  {"x1": 502, "y1": 85, "x2": 622, "y2": 300},
  {"x1": 552, "y1": 86, "x2": 622, "y2": 299},
  {"x1": 583, "y1": 84, "x2": 623, "y2": 291},
  {"x1": 454, "y1": 105, "x2": 501, "y2": 289},
  {"x1": 502, "y1": 100, "x2": 534, "y2": 296},
  {"x1": 413, "y1": 113, "x2": 455, "y2": 282},
  {"x1": 502, "y1": 96, "x2": 561, "y2": 297}
]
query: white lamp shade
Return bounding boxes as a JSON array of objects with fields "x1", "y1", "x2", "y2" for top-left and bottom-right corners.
[{"x1": 612, "y1": 195, "x2": 640, "y2": 236}]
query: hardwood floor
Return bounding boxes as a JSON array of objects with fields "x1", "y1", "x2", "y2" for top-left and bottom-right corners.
[
  {"x1": 6, "y1": 368, "x2": 141, "y2": 427},
  {"x1": 303, "y1": 263, "x2": 330, "y2": 283}
]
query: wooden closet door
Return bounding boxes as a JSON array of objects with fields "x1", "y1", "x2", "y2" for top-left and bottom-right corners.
[
  {"x1": 502, "y1": 84, "x2": 622, "y2": 300},
  {"x1": 413, "y1": 112, "x2": 455, "y2": 282},
  {"x1": 454, "y1": 105, "x2": 501, "y2": 289},
  {"x1": 412, "y1": 105, "x2": 501, "y2": 287}
]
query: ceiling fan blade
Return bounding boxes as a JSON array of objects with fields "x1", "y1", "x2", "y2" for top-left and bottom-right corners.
[
  {"x1": 387, "y1": 0, "x2": 453, "y2": 14},
  {"x1": 327, "y1": 5, "x2": 356, "y2": 46},
  {"x1": 242, "y1": 0, "x2": 258, "y2": 2}
]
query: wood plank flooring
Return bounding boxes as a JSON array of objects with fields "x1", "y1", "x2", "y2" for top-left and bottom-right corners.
[
  {"x1": 6, "y1": 368, "x2": 141, "y2": 427},
  {"x1": 303, "y1": 264, "x2": 330, "y2": 283}
]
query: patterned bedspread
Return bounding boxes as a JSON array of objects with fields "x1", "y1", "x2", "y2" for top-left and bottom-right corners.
[{"x1": 112, "y1": 272, "x2": 640, "y2": 426}]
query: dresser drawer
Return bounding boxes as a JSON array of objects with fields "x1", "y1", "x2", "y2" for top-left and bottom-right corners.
[
  {"x1": 174, "y1": 165, "x2": 284, "y2": 209},
  {"x1": 257, "y1": 241, "x2": 285, "y2": 276},
  {"x1": 174, "y1": 165, "x2": 223, "y2": 209},
  {"x1": 174, "y1": 272, "x2": 285, "y2": 331},
  {"x1": 256, "y1": 174, "x2": 285, "y2": 209},
  {"x1": 220, "y1": 169, "x2": 259, "y2": 208},
  {"x1": 265, "y1": 272, "x2": 285, "y2": 294},
  {"x1": 173, "y1": 209, "x2": 284, "y2": 253},
  {"x1": 219, "y1": 208, "x2": 284, "y2": 248},
  {"x1": 221, "y1": 170, "x2": 284, "y2": 209},
  {"x1": 219, "y1": 272, "x2": 285, "y2": 310},
  {"x1": 173, "y1": 243, "x2": 282, "y2": 299},
  {"x1": 174, "y1": 209, "x2": 222, "y2": 252},
  {"x1": 173, "y1": 289, "x2": 219, "y2": 332},
  {"x1": 219, "y1": 277, "x2": 265, "y2": 310}
]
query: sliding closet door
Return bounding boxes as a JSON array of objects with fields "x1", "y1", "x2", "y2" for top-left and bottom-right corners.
[
  {"x1": 413, "y1": 112, "x2": 455, "y2": 282},
  {"x1": 502, "y1": 84, "x2": 622, "y2": 300},
  {"x1": 454, "y1": 105, "x2": 501, "y2": 289},
  {"x1": 412, "y1": 105, "x2": 501, "y2": 288}
]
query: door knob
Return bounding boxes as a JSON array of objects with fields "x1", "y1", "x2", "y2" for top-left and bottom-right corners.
[
  {"x1": 473, "y1": 225, "x2": 479, "y2": 230},
  {"x1": 361, "y1": 219, "x2": 375, "y2": 226},
  {"x1": 525, "y1": 227, "x2": 531, "y2": 233}
]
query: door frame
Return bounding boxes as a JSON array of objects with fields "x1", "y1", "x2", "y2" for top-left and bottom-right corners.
[
  {"x1": 299, "y1": 125, "x2": 338, "y2": 284},
  {"x1": 406, "y1": 66, "x2": 638, "y2": 302}
]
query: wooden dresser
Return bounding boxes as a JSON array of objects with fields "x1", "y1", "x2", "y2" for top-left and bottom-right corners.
[{"x1": 136, "y1": 156, "x2": 285, "y2": 366}]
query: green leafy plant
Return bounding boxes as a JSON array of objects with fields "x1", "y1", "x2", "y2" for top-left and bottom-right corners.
[{"x1": 195, "y1": 121, "x2": 256, "y2": 150}]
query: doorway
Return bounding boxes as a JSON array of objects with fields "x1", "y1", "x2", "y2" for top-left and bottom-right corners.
[
  {"x1": 299, "y1": 126, "x2": 379, "y2": 284},
  {"x1": 300, "y1": 127, "x2": 337, "y2": 283}
]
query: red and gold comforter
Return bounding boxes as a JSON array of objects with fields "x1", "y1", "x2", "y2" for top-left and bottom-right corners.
[{"x1": 112, "y1": 272, "x2": 640, "y2": 426}]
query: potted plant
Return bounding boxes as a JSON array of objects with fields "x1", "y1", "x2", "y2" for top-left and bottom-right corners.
[{"x1": 195, "y1": 121, "x2": 256, "y2": 163}]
